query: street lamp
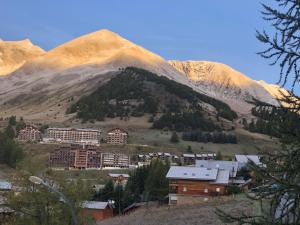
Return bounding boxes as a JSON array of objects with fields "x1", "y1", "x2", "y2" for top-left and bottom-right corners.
[{"x1": 29, "y1": 176, "x2": 78, "y2": 225}]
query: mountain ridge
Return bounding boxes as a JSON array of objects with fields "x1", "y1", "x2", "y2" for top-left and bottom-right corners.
[
  {"x1": 169, "y1": 60, "x2": 283, "y2": 114},
  {"x1": 0, "y1": 39, "x2": 45, "y2": 76},
  {"x1": 0, "y1": 29, "x2": 289, "y2": 120}
]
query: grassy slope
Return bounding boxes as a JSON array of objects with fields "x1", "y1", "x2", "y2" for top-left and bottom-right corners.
[
  {"x1": 64, "y1": 116, "x2": 280, "y2": 156},
  {"x1": 97, "y1": 195, "x2": 254, "y2": 225}
]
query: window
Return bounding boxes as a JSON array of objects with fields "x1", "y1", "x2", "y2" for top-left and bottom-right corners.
[
  {"x1": 183, "y1": 187, "x2": 187, "y2": 192},
  {"x1": 216, "y1": 187, "x2": 220, "y2": 192},
  {"x1": 204, "y1": 188, "x2": 208, "y2": 193}
]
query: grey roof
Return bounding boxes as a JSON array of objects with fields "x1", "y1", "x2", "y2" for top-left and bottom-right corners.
[
  {"x1": 211, "y1": 170, "x2": 230, "y2": 185},
  {"x1": 235, "y1": 155, "x2": 261, "y2": 165},
  {"x1": 195, "y1": 160, "x2": 239, "y2": 177},
  {"x1": 81, "y1": 201, "x2": 109, "y2": 209},
  {"x1": 108, "y1": 173, "x2": 130, "y2": 178},
  {"x1": 48, "y1": 127, "x2": 101, "y2": 132},
  {"x1": 166, "y1": 166, "x2": 218, "y2": 180},
  {"x1": 0, "y1": 181, "x2": 12, "y2": 190},
  {"x1": 182, "y1": 154, "x2": 195, "y2": 158}
]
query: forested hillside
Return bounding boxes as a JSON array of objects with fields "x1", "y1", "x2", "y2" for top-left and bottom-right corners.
[{"x1": 68, "y1": 67, "x2": 237, "y2": 132}]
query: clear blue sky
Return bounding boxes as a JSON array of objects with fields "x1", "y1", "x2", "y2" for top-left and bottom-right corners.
[{"x1": 0, "y1": 0, "x2": 289, "y2": 89}]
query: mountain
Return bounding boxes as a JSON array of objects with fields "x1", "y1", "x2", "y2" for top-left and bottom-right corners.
[
  {"x1": 68, "y1": 67, "x2": 237, "y2": 129},
  {"x1": 0, "y1": 30, "x2": 187, "y2": 119},
  {"x1": 0, "y1": 39, "x2": 45, "y2": 76},
  {"x1": 0, "y1": 29, "x2": 288, "y2": 121},
  {"x1": 169, "y1": 61, "x2": 282, "y2": 114}
]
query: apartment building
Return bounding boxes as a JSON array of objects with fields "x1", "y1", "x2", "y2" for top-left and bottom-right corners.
[
  {"x1": 49, "y1": 147, "x2": 129, "y2": 169},
  {"x1": 49, "y1": 146, "x2": 101, "y2": 169},
  {"x1": 45, "y1": 128, "x2": 101, "y2": 146},
  {"x1": 18, "y1": 125, "x2": 42, "y2": 142},
  {"x1": 106, "y1": 128, "x2": 128, "y2": 145},
  {"x1": 101, "y1": 153, "x2": 130, "y2": 168}
]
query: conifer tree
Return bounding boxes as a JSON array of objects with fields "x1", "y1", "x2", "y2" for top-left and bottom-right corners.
[{"x1": 217, "y1": 1, "x2": 300, "y2": 224}]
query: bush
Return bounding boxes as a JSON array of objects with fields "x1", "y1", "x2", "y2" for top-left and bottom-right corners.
[
  {"x1": 226, "y1": 185, "x2": 243, "y2": 195},
  {"x1": 170, "y1": 132, "x2": 179, "y2": 143}
]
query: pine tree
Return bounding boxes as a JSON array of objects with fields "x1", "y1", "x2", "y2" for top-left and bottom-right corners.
[
  {"x1": 217, "y1": 1, "x2": 300, "y2": 224},
  {"x1": 170, "y1": 131, "x2": 179, "y2": 143}
]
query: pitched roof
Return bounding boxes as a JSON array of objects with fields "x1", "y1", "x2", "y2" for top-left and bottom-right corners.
[
  {"x1": 235, "y1": 155, "x2": 261, "y2": 165},
  {"x1": 182, "y1": 154, "x2": 195, "y2": 158},
  {"x1": 81, "y1": 201, "x2": 109, "y2": 210},
  {"x1": 0, "y1": 181, "x2": 12, "y2": 190},
  {"x1": 211, "y1": 169, "x2": 230, "y2": 184},
  {"x1": 166, "y1": 166, "x2": 218, "y2": 180},
  {"x1": 108, "y1": 173, "x2": 130, "y2": 178},
  {"x1": 195, "y1": 160, "x2": 239, "y2": 177},
  {"x1": 48, "y1": 127, "x2": 101, "y2": 132},
  {"x1": 107, "y1": 128, "x2": 128, "y2": 134}
]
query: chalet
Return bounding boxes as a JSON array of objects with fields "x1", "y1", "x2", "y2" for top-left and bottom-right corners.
[
  {"x1": 182, "y1": 154, "x2": 196, "y2": 165},
  {"x1": 106, "y1": 128, "x2": 128, "y2": 145},
  {"x1": 167, "y1": 166, "x2": 229, "y2": 205},
  {"x1": 235, "y1": 155, "x2": 262, "y2": 169},
  {"x1": 18, "y1": 125, "x2": 42, "y2": 142},
  {"x1": 80, "y1": 201, "x2": 113, "y2": 222},
  {"x1": 196, "y1": 160, "x2": 239, "y2": 178}
]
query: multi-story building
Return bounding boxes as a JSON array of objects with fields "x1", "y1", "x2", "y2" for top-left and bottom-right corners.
[
  {"x1": 106, "y1": 128, "x2": 128, "y2": 145},
  {"x1": 101, "y1": 153, "x2": 130, "y2": 168},
  {"x1": 166, "y1": 166, "x2": 230, "y2": 205},
  {"x1": 18, "y1": 125, "x2": 42, "y2": 142},
  {"x1": 49, "y1": 147, "x2": 129, "y2": 169},
  {"x1": 49, "y1": 146, "x2": 101, "y2": 169},
  {"x1": 182, "y1": 154, "x2": 196, "y2": 165},
  {"x1": 45, "y1": 128, "x2": 101, "y2": 146}
]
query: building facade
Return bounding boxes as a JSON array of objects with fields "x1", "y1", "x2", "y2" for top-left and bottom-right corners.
[
  {"x1": 49, "y1": 147, "x2": 129, "y2": 169},
  {"x1": 18, "y1": 125, "x2": 42, "y2": 142},
  {"x1": 80, "y1": 201, "x2": 113, "y2": 222},
  {"x1": 101, "y1": 153, "x2": 130, "y2": 168},
  {"x1": 49, "y1": 146, "x2": 101, "y2": 169},
  {"x1": 45, "y1": 128, "x2": 101, "y2": 146},
  {"x1": 166, "y1": 166, "x2": 229, "y2": 205},
  {"x1": 106, "y1": 128, "x2": 128, "y2": 145}
]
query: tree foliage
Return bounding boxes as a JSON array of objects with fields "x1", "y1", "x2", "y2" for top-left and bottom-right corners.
[
  {"x1": 0, "y1": 127, "x2": 24, "y2": 168},
  {"x1": 67, "y1": 67, "x2": 237, "y2": 123},
  {"x1": 218, "y1": 1, "x2": 300, "y2": 224},
  {"x1": 256, "y1": 0, "x2": 300, "y2": 90}
]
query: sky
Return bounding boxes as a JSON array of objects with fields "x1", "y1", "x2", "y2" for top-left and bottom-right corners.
[{"x1": 0, "y1": 0, "x2": 294, "y2": 91}]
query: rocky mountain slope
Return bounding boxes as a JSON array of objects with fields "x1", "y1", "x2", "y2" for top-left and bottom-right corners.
[
  {"x1": 0, "y1": 30, "x2": 188, "y2": 120},
  {"x1": 0, "y1": 29, "x2": 288, "y2": 121},
  {"x1": 169, "y1": 61, "x2": 282, "y2": 114},
  {"x1": 0, "y1": 39, "x2": 45, "y2": 76}
]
